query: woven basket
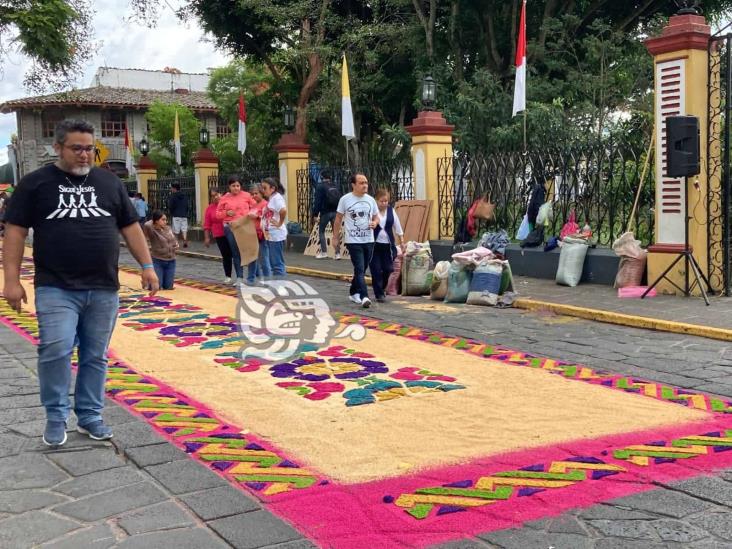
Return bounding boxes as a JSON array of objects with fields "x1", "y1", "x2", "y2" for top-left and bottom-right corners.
[{"x1": 614, "y1": 251, "x2": 647, "y2": 288}]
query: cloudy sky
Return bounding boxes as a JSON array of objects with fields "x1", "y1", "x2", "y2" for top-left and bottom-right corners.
[{"x1": 0, "y1": 0, "x2": 231, "y2": 165}]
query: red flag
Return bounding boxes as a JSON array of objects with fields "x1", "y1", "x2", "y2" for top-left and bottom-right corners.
[
  {"x1": 238, "y1": 94, "x2": 247, "y2": 153},
  {"x1": 512, "y1": 0, "x2": 527, "y2": 117}
]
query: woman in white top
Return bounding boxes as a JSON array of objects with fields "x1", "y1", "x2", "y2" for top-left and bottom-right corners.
[
  {"x1": 369, "y1": 188, "x2": 404, "y2": 302},
  {"x1": 261, "y1": 177, "x2": 288, "y2": 277}
]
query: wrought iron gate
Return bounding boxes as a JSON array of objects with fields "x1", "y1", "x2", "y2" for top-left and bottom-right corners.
[{"x1": 708, "y1": 33, "x2": 732, "y2": 295}]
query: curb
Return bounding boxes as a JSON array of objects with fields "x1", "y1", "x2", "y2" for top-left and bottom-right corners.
[
  {"x1": 168, "y1": 248, "x2": 732, "y2": 342},
  {"x1": 513, "y1": 299, "x2": 732, "y2": 342}
]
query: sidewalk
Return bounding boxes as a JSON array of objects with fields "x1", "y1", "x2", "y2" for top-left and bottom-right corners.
[{"x1": 175, "y1": 240, "x2": 732, "y2": 342}]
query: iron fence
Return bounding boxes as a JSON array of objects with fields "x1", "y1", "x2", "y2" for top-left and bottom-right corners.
[
  {"x1": 147, "y1": 175, "x2": 196, "y2": 225},
  {"x1": 295, "y1": 162, "x2": 414, "y2": 231},
  {"x1": 122, "y1": 179, "x2": 137, "y2": 196},
  {"x1": 207, "y1": 164, "x2": 278, "y2": 196},
  {"x1": 437, "y1": 138, "x2": 655, "y2": 246},
  {"x1": 708, "y1": 33, "x2": 732, "y2": 295}
]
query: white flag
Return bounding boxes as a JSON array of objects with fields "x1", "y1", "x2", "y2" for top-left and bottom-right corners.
[
  {"x1": 512, "y1": 0, "x2": 527, "y2": 117},
  {"x1": 237, "y1": 93, "x2": 247, "y2": 154}
]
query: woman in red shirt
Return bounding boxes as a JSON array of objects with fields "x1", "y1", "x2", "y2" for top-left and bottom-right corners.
[
  {"x1": 216, "y1": 176, "x2": 255, "y2": 284},
  {"x1": 203, "y1": 190, "x2": 233, "y2": 284}
]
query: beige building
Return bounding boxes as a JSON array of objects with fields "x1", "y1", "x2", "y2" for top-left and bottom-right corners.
[{"x1": 0, "y1": 68, "x2": 230, "y2": 178}]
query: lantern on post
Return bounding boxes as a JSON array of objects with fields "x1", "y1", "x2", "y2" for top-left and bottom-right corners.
[
  {"x1": 139, "y1": 137, "x2": 149, "y2": 156},
  {"x1": 283, "y1": 105, "x2": 296, "y2": 132},
  {"x1": 421, "y1": 75, "x2": 436, "y2": 111},
  {"x1": 199, "y1": 126, "x2": 209, "y2": 147}
]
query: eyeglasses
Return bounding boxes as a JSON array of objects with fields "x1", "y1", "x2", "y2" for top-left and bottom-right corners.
[{"x1": 64, "y1": 145, "x2": 96, "y2": 155}]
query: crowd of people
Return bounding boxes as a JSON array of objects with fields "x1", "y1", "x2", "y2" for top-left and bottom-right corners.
[{"x1": 0, "y1": 117, "x2": 405, "y2": 449}]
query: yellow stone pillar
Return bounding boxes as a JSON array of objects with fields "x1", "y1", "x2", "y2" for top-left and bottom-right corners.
[
  {"x1": 406, "y1": 110, "x2": 454, "y2": 240},
  {"x1": 274, "y1": 133, "x2": 310, "y2": 228},
  {"x1": 645, "y1": 14, "x2": 715, "y2": 295},
  {"x1": 192, "y1": 148, "x2": 219, "y2": 226},
  {"x1": 136, "y1": 155, "x2": 157, "y2": 202}
]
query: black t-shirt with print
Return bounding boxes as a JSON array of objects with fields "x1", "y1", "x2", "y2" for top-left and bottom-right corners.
[{"x1": 5, "y1": 164, "x2": 138, "y2": 290}]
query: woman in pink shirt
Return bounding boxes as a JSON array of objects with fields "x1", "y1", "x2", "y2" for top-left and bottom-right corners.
[
  {"x1": 216, "y1": 176, "x2": 255, "y2": 284},
  {"x1": 203, "y1": 190, "x2": 233, "y2": 284}
]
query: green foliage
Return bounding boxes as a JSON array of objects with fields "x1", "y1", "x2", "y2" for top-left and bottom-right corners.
[
  {"x1": 206, "y1": 59, "x2": 279, "y2": 165},
  {"x1": 144, "y1": 101, "x2": 199, "y2": 176},
  {"x1": 0, "y1": 0, "x2": 94, "y2": 92}
]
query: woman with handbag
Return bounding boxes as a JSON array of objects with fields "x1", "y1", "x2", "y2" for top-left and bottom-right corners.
[{"x1": 369, "y1": 188, "x2": 405, "y2": 303}]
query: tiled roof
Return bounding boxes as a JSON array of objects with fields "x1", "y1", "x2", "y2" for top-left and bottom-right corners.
[{"x1": 0, "y1": 86, "x2": 217, "y2": 113}]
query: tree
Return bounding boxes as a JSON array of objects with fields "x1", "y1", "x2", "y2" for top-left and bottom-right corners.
[
  {"x1": 144, "y1": 102, "x2": 199, "y2": 176},
  {"x1": 0, "y1": 0, "x2": 94, "y2": 92}
]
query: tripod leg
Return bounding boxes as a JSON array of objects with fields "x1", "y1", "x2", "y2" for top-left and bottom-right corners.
[
  {"x1": 689, "y1": 255, "x2": 714, "y2": 294},
  {"x1": 642, "y1": 254, "x2": 685, "y2": 299},
  {"x1": 688, "y1": 255, "x2": 711, "y2": 306}
]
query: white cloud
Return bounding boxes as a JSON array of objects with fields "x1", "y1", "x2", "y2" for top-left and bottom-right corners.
[{"x1": 0, "y1": 0, "x2": 231, "y2": 157}]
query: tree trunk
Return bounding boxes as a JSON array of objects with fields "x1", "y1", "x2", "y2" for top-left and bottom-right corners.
[
  {"x1": 295, "y1": 52, "x2": 323, "y2": 139},
  {"x1": 449, "y1": 0, "x2": 464, "y2": 81}
]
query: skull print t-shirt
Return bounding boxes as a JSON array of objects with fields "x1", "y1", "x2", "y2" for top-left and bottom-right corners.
[
  {"x1": 5, "y1": 164, "x2": 139, "y2": 290},
  {"x1": 337, "y1": 192, "x2": 379, "y2": 244}
]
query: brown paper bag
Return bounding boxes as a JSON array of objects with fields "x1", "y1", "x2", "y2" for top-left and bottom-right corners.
[{"x1": 230, "y1": 216, "x2": 259, "y2": 266}]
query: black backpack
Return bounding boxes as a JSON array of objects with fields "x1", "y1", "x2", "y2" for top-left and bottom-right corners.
[{"x1": 324, "y1": 184, "x2": 342, "y2": 210}]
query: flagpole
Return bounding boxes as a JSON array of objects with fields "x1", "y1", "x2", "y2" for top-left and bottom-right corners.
[{"x1": 523, "y1": 109, "x2": 527, "y2": 153}]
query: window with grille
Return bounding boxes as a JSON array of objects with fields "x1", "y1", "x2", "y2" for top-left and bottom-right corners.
[
  {"x1": 216, "y1": 117, "x2": 231, "y2": 139},
  {"x1": 41, "y1": 110, "x2": 64, "y2": 138},
  {"x1": 101, "y1": 111, "x2": 126, "y2": 137}
]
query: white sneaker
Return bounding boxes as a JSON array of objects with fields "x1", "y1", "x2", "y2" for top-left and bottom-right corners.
[
  {"x1": 334, "y1": 252, "x2": 342, "y2": 260},
  {"x1": 231, "y1": 277, "x2": 239, "y2": 286},
  {"x1": 361, "y1": 297, "x2": 371, "y2": 309},
  {"x1": 315, "y1": 251, "x2": 328, "y2": 259},
  {"x1": 223, "y1": 277, "x2": 232, "y2": 285},
  {"x1": 349, "y1": 294, "x2": 361, "y2": 304}
]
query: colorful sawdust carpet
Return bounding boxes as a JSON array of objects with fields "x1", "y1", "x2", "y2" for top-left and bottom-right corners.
[{"x1": 2, "y1": 252, "x2": 732, "y2": 548}]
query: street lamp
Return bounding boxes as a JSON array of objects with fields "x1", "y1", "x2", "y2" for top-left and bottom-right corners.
[
  {"x1": 139, "y1": 137, "x2": 149, "y2": 156},
  {"x1": 674, "y1": 0, "x2": 701, "y2": 14},
  {"x1": 283, "y1": 105, "x2": 296, "y2": 131},
  {"x1": 422, "y1": 75, "x2": 436, "y2": 110},
  {"x1": 199, "y1": 126, "x2": 209, "y2": 147}
]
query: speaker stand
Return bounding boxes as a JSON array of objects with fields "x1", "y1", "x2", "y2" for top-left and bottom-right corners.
[{"x1": 641, "y1": 176, "x2": 712, "y2": 306}]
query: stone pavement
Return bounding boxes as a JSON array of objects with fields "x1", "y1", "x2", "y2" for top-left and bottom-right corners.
[
  {"x1": 3, "y1": 248, "x2": 732, "y2": 548},
  {"x1": 0, "y1": 322, "x2": 315, "y2": 548}
]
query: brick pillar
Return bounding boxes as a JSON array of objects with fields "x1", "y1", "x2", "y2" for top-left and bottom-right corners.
[
  {"x1": 645, "y1": 14, "x2": 715, "y2": 294},
  {"x1": 192, "y1": 148, "x2": 219, "y2": 225},
  {"x1": 406, "y1": 110, "x2": 455, "y2": 240},
  {"x1": 274, "y1": 133, "x2": 310, "y2": 228},
  {"x1": 136, "y1": 155, "x2": 157, "y2": 202}
]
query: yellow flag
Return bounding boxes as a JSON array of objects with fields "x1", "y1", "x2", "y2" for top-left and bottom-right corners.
[
  {"x1": 173, "y1": 111, "x2": 181, "y2": 165},
  {"x1": 341, "y1": 54, "x2": 355, "y2": 140}
]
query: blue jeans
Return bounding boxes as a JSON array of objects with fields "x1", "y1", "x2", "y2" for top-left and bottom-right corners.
[
  {"x1": 224, "y1": 224, "x2": 244, "y2": 279},
  {"x1": 346, "y1": 242, "x2": 374, "y2": 299},
  {"x1": 259, "y1": 238, "x2": 271, "y2": 278},
  {"x1": 318, "y1": 211, "x2": 336, "y2": 253},
  {"x1": 267, "y1": 240, "x2": 286, "y2": 276},
  {"x1": 153, "y1": 258, "x2": 176, "y2": 289},
  {"x1": 35, "y1": 287, "x2": 119, "y2": 425}
]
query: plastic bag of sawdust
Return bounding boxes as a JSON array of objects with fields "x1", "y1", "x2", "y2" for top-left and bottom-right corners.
[
  {"x1": 430, "y1": 261, "x2": 450, "y2": 301},
  {"x1": 556, "y1": 235, "x2": 589, "y2": 287},
  {"x1": 386, "y1": 250, "x2": 403, "y2": 295},
  {"x1": 466, "y1": 259, "x2": 504, "y2": 306},
  {"x1": 614, "y1": 252, "x2": 647, "y2": 288},
  {"x1": 402, "y1": 246, "x2": 433, "y2": 296},
  {"x1": 444, "y1": 261, "x2": 472, "y2": 303}
]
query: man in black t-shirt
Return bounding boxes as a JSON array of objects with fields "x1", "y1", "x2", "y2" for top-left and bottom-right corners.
[
  {"x1": 168, "y1": 183, "x2": 189, "y2": 248},
  {"x1": 2, "y1": 119, "x2": 159, "y2": 447}
]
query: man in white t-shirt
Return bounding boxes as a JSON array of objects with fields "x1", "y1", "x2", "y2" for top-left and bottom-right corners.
[{"x1": 332, "y1": 173, "x2": 379, "y2": 308}]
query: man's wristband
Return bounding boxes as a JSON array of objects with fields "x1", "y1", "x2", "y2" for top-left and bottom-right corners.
[{"x1": 141, "y1": 263, "x2": 154, "y2": 270}]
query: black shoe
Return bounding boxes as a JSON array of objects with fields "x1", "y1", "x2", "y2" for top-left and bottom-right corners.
[{"x1": 376, "y1": 296, "x2": 386, "y2": 303}]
